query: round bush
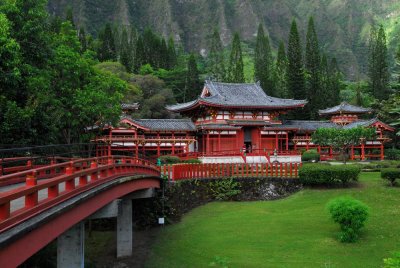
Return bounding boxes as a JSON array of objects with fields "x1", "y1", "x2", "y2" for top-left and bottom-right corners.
[
  {"x1": 159, "y1": 155, "x2": 181, "y2": 164},
  {"x1": 301, "y1": 149, "x2": 320, "y2": 162},
  {"x1": 381, "y1": 168, "x2": 400, "y2": 186},
  {"x1": 327, "y1": 197, "x2": 369, "y2": 242}
]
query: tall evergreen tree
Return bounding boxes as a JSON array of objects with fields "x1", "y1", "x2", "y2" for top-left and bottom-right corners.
[
  {"x1": 134, "y1": 35, "x2": 145, "y2": 72},
  {"x1": 274, "y1": 41, "x2": 288, "y2": 98},
  {"x1": 65, "y1": 7, "x2": 75, "y2": 28},
  {"x1": 305, "y1": 17, "x2": 322, "y2": 119},
  {"x1": 160, "y1": 38, "x2": 168, "y2": 69},
  {"x1": 368, "y1": 24, "x2": 390, "y2": 100},
  {"x1": 167, "y1": 37, "x2": 177, "y2": 69},
  {"x1": 78, "y1": 27, "x2": 87, "y2": 53},
  {"x1": 98, "y1": 23, "x2": 117, "y2": 61},
  {"x1": 254, "y1": 24, "x2": 274, "y2": 94},
  {"x1": 119, "y1": 28, "x2": 133, "y2": 72},
  {"x1": 184, "y1": 54, "x2": 201, "y2": 101},
  {"x1": 328, "y1": 57, "x2": 341, "y2": 106},
  {"x1": 287, "y1": 19, "x2": 306, "y2": 118},
  {"x1": 208, "y1": 29, "x2": 225, "y2": 81},
  {"x1": 227, "y1": 32, "x2": 244, "y2": 83}
]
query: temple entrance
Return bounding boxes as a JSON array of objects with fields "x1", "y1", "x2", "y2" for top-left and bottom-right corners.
[{"x1": 244, "y1": 128, "x2": 253, "y2": 153}]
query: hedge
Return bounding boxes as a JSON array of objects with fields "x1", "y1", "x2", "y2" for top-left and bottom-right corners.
[
  {"x1": 381, "y1": 168, "x2": 400, "y2": 186},
  {"x1": 159, "y1": 155, "x2": 181, "y2": 164},
  {"x1": 301, "y1": 149, "x2": 320, "y2": 162},
  {"x1": 385, "y1": 149, "x2": 400, "y2": 160},
  {"x1": 299, "y1": 164, "x2": 361, "y2": 185}
]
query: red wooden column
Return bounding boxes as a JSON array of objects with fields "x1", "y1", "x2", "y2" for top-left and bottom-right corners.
[
  {"x1": 157, "y1": 132, "x2": 161, "y2": 157},
  {"x1": 351, "y1": 146, "x2": 354, "y2": 160},
  {"x1": 380, "y1": 143, "x2": 384, "y2": 160},
  {"x1": 275, "y1": 132, "x2": 278, "y2": 149},
  {"x1": 135, "y1": 142, "x2": 139, "y2": 158},
  {"x1": 172, "y1": 132, "x2": 175, "y2": 155},
  {"x1": 206, "y1": 131, "x2": 210, "y2": 154},
  {"x1": 306, "y1": 133, "x2": 309, "y2": 150},
  {"x1": 218, "y1": 131, "x2": 221, "y2": 152},
  {"x1": 286, "y1": 133, "x2": 289, "y2": 151},
  {"x1": 361, "y1": 143, "x2": 365, "y2": 160},
  {"x1": 108, "y1": 130, "x2": 112, "y2": 156}
]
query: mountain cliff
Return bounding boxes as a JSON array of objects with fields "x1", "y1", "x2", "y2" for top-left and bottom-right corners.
[{"x1": 47, "y1": 0, "x2": 400, "y2": 79}]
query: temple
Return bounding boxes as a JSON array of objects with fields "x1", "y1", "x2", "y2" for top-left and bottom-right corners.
[{"x1": 94, "y1": 81, "x2": 394, "y2": 162}]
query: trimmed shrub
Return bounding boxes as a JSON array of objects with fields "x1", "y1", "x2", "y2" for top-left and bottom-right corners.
[
  {"x1": 383, "y1": 251, "x2": 400, "y2": 268},
  {"x1": 183, "y1": 159, "x2": 202, "y2": 164},
  {"x1": 381, "y1": 168, "x2": 400, "y2": 186},
  {"x1": 385, "y1": 149, "x2": 400, "y2": 160},
  {"x1": 299, "y1": 164, "x2": 361, "y2": 185},
  {"x1": 327, "y1": 197, "x2": 369, "y2": 243},
  {"x1": 159, "y1": 155, "x2": 181, "y2": 164},
  {"x1": 209, "y1": 178, "x2": 241, "y2": 201},
  {"x1": 301, "y1": 149, "x2": 320, "y2": 162}
]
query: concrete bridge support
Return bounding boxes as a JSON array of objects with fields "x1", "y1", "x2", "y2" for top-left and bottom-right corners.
[
  {"x1": 57, "y1": 222, "x2": 85, "y2": 268},
  {"x1": 117, "y1": 198, "x2": 133, "y2": 258}
]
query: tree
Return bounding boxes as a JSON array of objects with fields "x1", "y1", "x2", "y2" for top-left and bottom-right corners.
[
  {"x1": 208, "y1": 29, "x2": 225, "y2": 81},
  {"x1": 78, "y1": 27, "x2": 87, "y2": 53},
  {"x1": 274, "y1": 41, "x2": 288, "y2": 98},
  {"x1": 119, "y1": 28, "x2": 134, "y2": 72},
  {"x1": 368, "y1": 24, "x2": 390, "y2": 100},
  {"x1": 327, "y1": 197, "x2": 369, "y2": 243},
  {"x1": 312, "y1": 127, "x2": 376, "y2": 163},
  {"x1": 184, "y1": 54, "x2": 201, "y2": 101},
  {"x1": 65, "y1": 7, "x2": 75, "y2": 28},
  {"x1": 287, "y1": 19, "x2": 306, "y2": 118},
  {"x1": 135, "y1": 35, "x2": 145, "y2": 72},
  {"x1": 327, "y1": 57, "x2": 341, "y2": 106},
  {"x1": 97, "y1": 23, "x2": 117, "y2": 61},
  {"x1": 227, "y1": 32, "x2": 244, "y2": 83},
  {"x1": 167, "y1": 37, "x2": 177, "y2": 69},
  {"x1": 254, "y1": 24, "x2": 274, "y2": 95},
  {"x1": 305, "y1": 17, "x2": 322, "y2": 119}
]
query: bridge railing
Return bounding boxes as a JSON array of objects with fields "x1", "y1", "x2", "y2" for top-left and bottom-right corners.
[
  {"x1": 161, "y1": 162, "x2": 302, "y2": 181},
  {"x1": 0, "y1": 156, "x2": 160, "y2": 231}
]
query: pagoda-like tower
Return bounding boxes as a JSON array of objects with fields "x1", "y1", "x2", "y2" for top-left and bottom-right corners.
[
  {"x1": 167, "y1": 81, "x2": 307, "y2": 154},
  {"x1": 318, "y1": 102, "x2": 372, "y2": 125}
]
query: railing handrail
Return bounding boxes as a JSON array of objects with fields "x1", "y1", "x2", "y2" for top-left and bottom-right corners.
[{"x1": 0, "y1": 155, "x2": 160, "y2": 231}]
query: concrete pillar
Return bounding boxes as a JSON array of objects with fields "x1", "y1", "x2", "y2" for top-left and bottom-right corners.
[
  {"x1": 117, "y1": 199, "x2": 133, "y2": 258},
  {"x1": 57, "y1": 222, "x2": 85, "y2": 268}
]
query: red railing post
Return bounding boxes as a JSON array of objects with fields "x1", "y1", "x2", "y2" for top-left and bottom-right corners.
[
  {"x1": 290, "y1": 163, "x2": 293, "y2": 178},
  {"x1": 79, "y1": 174, "x2": 87, "y2": 186},
  {"x1": 90, "y1": 161, "x2": 98, "y2": 181},
  {"x1": 284, "y1": 163, "x2": 288, "y2": 178},
  {"x1": 280, "y1": 163, "x2": 283, "y2": 178},
  {"x1": 48, "y1": 185, "x2": 59, "y2": 199},
  {"x1": 25, "y1": 171, "x2": 38, "y2": 208},
  {"x1": 0, "y1": 202, "x2": 10, "y2": 220},
  {"x1": 295, "y1": 163, "x2": 298, "y2": 177}
]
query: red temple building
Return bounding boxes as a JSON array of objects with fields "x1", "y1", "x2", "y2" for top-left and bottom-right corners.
[{"x1": 95, "y1": 81, "x2": 394, "y2": 162}]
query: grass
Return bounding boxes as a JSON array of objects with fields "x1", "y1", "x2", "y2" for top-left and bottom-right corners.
[{"x1": 145, "y1": 173, "x2": 400, "y2": 268}]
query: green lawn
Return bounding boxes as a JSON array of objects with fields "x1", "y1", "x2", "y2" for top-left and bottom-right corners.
[{"x1": 145, "y1": 173, "x2": 400, "y2": 268}]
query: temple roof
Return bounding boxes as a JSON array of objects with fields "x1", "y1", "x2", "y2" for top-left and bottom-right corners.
[
  {"x1": 277, "y1": 120, "x2": 339, "y2": 132},
  {"x1": 167, "y1": 80, "x2": 307, "y2": 112},
  {"x1": 319, "y1": 102, "x2": 372, "y2": 115},
  {"x1": 121, "y1": 117, "x2": 196, "y2": 131}
]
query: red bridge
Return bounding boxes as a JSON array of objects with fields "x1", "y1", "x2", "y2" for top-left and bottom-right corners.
[{"x1": 0, "y1": 150, "x2": 161, "y2": 268}]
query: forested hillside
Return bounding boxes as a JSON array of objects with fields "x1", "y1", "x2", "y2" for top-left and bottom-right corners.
[{"x1": 47, "y1": 0, "x2": 400, "y2": 79}]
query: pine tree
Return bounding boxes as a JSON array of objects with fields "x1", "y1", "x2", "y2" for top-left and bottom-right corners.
[
  {"x1": 287, "y1": 19, "x2": 306, "y2": 118},
  {"x1": 208, "y1": 29, "x2": 225, "y2": 81},
  {"x1": 184, "y1": 54, "x2": 201, "y2": 101},
  {"x1": 129, "y1": 27, "x2": 137, "y2": 71},
  {"x1": 227, "y1": 32, "x2": 244, "y2": 83},
  {"x1": 65, "y1": 7, "x2": 75, "y2": 28},
  {"x1": 98, "y1": 23, "x2": 117, "y2": 61},
  {"x1": 78, "y1": 27, "x2": 87, "y2": 53},
  {"x1": 368, "y1": 24, "x2": 390, "y2": 100},
  {"x1": 167, "y1": 37, "x2": 177, "y2": 69},
  {"x1": 305, "y1": 17, "x2": 322, "y2": 119},
  {"x1": 328, "y1": 57, "x2": 341, "y2": 106},
  {"x1": 135, "y1": 36, "x2": 145, "y2": 72},
  {"x1": 160, "y1": 38, "x2": 168, "y2": 69},
  {"x1": 120, "y1": 28, "x2": 133, "y2": 72},
  {"x1": 274, "y1": 41, "x2": 289, "y2": 98},
  {"x1": 254, "y1": 24, "x2": 274, "y2": 94}
]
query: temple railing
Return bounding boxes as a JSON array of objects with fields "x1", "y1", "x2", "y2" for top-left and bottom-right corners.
[
  {"x1": 161, "y1": 162, "x2": 302, "y2": 181},
  {"x1": 0, "y1": 156, "x2": 160, "y2": 230}
]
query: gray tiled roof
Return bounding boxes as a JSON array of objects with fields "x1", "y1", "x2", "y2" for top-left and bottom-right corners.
[
  {"x1": 121, "y1": 103, "x2": 139, "y2": 110},
  {"x1": 343, "y1": 118, "x2": 378, "y2": 129},
  {"x1": 122, "y1": 117, "x2": 196, "y2": 131},
  {"x1": 197, "y1": 124, "x2": 242, "y2": 130},
  {"x1": 274, "y1": 120, "x2": 338, "y2": 132},
  {"x1": 167, "y1": 81, "x2": 307, "y2": 111},
  {"x1": 319, "y1": 102, "x2": 372, "y2": 115}
]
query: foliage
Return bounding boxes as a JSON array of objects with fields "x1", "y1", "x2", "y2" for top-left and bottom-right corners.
[
  {"x1": 227, "y1": 33, "x2": 244, "y2": 83},
  {"x1": 385, "y1": 149, "x2": 400, "y2": 160},
  {"x1": 287, "y1": 19, "x2": 306, "y2": 119},
  {"x1": 368, "y1": 24, "x2": 390, "y2": 100},
  {"x1": 274, "y1": 41, "x2": 288, "y2": 98},
  {"x1": 301, "y1": 149, "x2": 320, "y2": 162},
  {"x1": 381, "y1": 168, "x2": 400, "y2": 186},
  {"x1": 159, "y1": 155, "x2": 181, "y2": 164},
  {"x1": 208, "y1": 29, "x2": 225, "y2": 81},
  {"x1": 312, "y1": 127, "x2": 376, "y2": 163},
  {"x1": 254, "y1": 24, "x2": 274, "y2": 95},
  {"x1": 97, "y1": 23, "x2": 116, "y2": 61},
  {"x1": 184, "y1": 54, "x2": 201, "y2": 101},
  {"x1": 327, "y1": 196, "x2": 369, "y2": 242},
  {"x1": 183, "y1": 159, "x2": 202, "y2": 164},
  {"x1": 299, "y1": 164, "x2": 361, "y2": 185},
  {"x1": 305, "y1": 17, "x2": 322, "y2": 119},
  {"x1": 209, "y1": 178, "x2": 241, "y2": 201},
  {"x1": 383, "y1": 251, "x2": 400, "y2": 268}
]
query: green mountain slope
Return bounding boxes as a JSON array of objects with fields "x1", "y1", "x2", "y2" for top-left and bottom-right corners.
[{"x1": 47, "y1": 0, "x2": 400, "y2": 79}]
